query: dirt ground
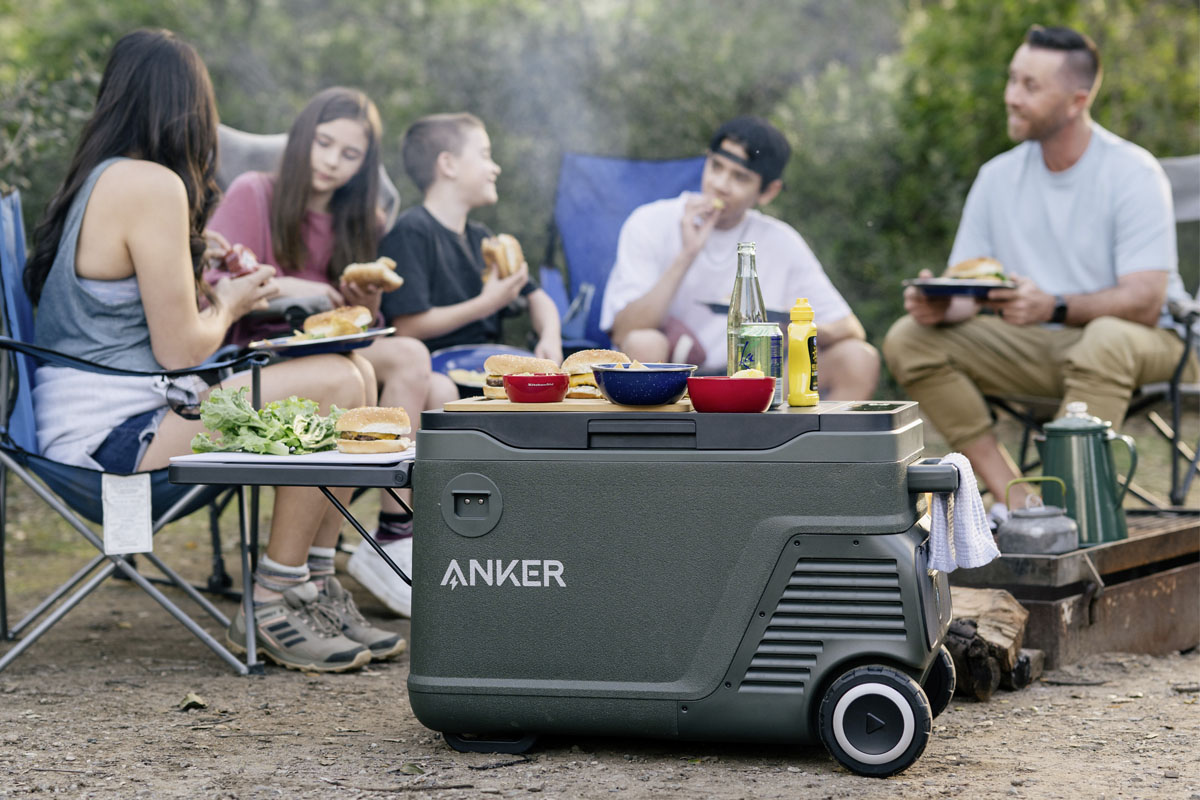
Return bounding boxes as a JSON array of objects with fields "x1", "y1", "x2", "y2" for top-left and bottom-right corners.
[{"x1": 2, "y1": 411, "x2": 1198, "y2": 799}]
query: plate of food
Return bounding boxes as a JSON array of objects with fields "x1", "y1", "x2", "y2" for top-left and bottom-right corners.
[
  {"x1": 248, "y1": 305, "x2": 394, "y2": 355},
  {"x1": 903, "y1": 257, "x2": 1015, "y2": 297},
  {"x1": 431, "y1": 343, "x2": 537, "y2": 396}
]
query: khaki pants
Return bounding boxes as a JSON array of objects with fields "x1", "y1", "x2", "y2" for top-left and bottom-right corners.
[{"x1": 883, "y1": 314, "x2": 1197, "y2": 451}]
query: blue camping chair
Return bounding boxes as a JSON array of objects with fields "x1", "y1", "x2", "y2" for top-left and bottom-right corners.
[
  {"x1": 539, "y1": 153, "x2": 705, "y2": 351},
  {"x1": 0, "y1": 190, "x2": 266, "y2": 674}
]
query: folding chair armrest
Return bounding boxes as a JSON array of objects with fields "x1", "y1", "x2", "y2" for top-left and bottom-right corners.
[
  {"x1": 0, "y1": 335, "x2": 270, "y2": 378},
  {"x1": 1168, "y1": 297, "x2": 1200, "y2": 329}
]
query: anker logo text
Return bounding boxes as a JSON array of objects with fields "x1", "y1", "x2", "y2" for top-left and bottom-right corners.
[{"x1": 440, "y1": 559, "x2": 565, "y2": 589}]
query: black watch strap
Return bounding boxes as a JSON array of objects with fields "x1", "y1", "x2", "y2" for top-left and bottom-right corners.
[{"x1": 1051, "y1": 295, "x2": 1068, "y2": 324}]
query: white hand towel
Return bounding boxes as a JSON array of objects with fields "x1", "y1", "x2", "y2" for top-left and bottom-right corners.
[{"x1": 928, "y1": 453, "x2": 1000, "y2": 572}]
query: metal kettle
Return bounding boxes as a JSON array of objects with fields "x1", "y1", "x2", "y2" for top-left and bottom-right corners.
[
  {"x1": 995, "y1": 477, "x2": 1079, "y2": 555},
  {"x1": 1035, "y1": 402, "x2": 1137, "y2": 546}
]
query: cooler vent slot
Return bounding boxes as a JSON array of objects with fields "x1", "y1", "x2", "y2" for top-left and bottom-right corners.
[
  {"x1": 738, "y1": 558, "x2": 904, "y2": 694},
  {"x1": 739, "y1": 639, "x2": 822, "y2": 693},
  {"x1": 774, "y1": 558, "x2": 906, "y2": 639}
]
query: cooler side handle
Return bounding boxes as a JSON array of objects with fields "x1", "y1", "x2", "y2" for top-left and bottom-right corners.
[{"x1": 907, "y1": 457, "x2": 959, "y2": 493}]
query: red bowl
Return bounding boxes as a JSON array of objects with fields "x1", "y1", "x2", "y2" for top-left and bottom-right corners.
[
  {"x1": 687, "y1": 376, "x2": 776, "y2": 413},
  {"x1": 503, "y1": 373, "x2": 569, "y2": 403}
]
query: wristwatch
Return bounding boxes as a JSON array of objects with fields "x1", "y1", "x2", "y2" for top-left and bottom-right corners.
[{"x1": 1050, "y1": 295, "x2": 1068, "y2": 324}]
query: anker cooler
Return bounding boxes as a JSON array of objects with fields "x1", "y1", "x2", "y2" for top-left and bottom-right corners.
[{"x1": 408, "y1": 400, "x2": 959, "y2": 777}]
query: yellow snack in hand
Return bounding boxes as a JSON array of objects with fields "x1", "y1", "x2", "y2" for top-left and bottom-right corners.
[{"x1": 731, "y1": 368, "x2": 765, "y2": 378}]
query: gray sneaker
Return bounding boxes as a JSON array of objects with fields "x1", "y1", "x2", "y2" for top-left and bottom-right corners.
[
  {"x1": 319, "y1": 577, "x2": 408, "y2": 661},
  {"x1": 227, "y1": 582, "x2": 371, "y2": 673}
]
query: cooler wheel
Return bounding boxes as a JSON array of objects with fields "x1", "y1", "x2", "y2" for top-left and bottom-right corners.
[
  {"x1": 818, "y1": 665, "x2": 932, "y2": 777},
  {"x1": 443, "y1": 732, "x2": 539, "y2": 754},
  {"x1": 922, "y1": 645, "x2": 956, "y2": 719}
]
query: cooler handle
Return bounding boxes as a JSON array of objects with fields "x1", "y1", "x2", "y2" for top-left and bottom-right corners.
[{"x1": 907, "y1": 457, "x2": 959, "y2": 493}]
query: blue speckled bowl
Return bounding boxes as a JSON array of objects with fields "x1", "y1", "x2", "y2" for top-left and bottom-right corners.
[{"x1": 591, "y1": 363, "x2": 697, "y2": 406}]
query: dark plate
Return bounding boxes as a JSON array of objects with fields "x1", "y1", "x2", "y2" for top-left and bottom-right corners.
[
  {"x1": 702, "y1": 302, "x2": 790, "y2": 326},
  {"x1": 902, "y1": 278, "x2": 1015, "y2": 298},
  {"x1": 247, "y1": 327, "x2": 394, "y2": 355}
]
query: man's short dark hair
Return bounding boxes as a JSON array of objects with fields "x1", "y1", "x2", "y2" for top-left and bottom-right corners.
[
  {"x1": 1026, "y1": 25, "x2": 1102, "y2": 95},
  {"x1": 401, "y1": 112, "x2": 485, "y2": 193},
  {"x1": 708, "y1": 116, "x2": 791, "y2": 187}
]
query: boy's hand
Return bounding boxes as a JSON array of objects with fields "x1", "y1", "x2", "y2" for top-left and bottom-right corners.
[
  {"x1": 479, "y1": 260, "x2": 528, "y2": 312},
  {"x1": 679, "y1": 195, "x2": 720, "y2": 259}
]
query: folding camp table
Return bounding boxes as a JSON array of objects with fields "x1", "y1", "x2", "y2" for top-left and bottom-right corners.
[{"x1": 167, "y1": 451, "x2": 415, "y2": 669}]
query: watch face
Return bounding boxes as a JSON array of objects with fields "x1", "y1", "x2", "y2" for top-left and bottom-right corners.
[{"x1": 1052, "y1": 297, "x2": 1068, "y2": 323}]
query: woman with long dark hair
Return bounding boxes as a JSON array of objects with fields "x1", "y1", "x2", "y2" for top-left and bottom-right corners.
[
  {"x1": 28, "y1": 29, "x2": 403, "y2": 672},
  {"x1": 209, "y1": 87, "x2": 434, "y2": 618}
]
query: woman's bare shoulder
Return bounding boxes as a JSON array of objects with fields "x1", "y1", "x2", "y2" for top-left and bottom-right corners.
[{"x1": 95, "y1": 159, "x2": 187, "y2": 208}]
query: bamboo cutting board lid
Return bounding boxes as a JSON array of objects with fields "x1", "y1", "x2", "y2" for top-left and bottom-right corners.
[{"x1": 442, "y1": 396, "x2": 693, "y2": 412}]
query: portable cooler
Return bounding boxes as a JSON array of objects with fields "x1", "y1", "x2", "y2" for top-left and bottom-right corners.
[{"x1": 408, "y1": 400, "x2": 958, "y2": 777}]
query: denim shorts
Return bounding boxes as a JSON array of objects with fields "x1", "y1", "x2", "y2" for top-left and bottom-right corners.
[{"x1": 92, "y1": 407, "x2": 167, "y2": 473}]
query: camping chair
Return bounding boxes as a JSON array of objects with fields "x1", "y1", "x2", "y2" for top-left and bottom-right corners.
[
  {"x1": 538, "y1": 153, "x2": 706, "y2": 351},
  {"x1": 984, "y1": 155, "x2": 1200, "y2": 509},
  {"x1": 0, "y1": 190, "x2": 267, "y2": 675}
]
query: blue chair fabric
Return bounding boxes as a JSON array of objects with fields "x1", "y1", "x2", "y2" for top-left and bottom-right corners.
[
  {"x1": 0, "y1": 190, "x2": 261, "y2": 673},
  {"x1": 550, "y1": 153, "x2": 705, "y2": 349}
]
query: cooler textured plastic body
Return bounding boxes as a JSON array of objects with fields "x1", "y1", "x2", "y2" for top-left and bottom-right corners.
[{"x1": 408, "y1": 402, "x2": 953, "y2": 745}]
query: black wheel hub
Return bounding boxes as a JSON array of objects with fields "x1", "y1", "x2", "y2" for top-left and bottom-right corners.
[{"x1": 841, "y1": 694, "x2": 905, "y2": 754}]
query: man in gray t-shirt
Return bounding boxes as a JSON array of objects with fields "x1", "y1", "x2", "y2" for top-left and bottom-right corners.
[{"x1": 883, "y1": 24, "x2": 1196, "y2": 514}]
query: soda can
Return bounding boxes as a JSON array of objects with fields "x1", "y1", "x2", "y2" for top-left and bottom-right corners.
[{"x1": 729, "y1": 323, "x2": 783, "y2": 406}]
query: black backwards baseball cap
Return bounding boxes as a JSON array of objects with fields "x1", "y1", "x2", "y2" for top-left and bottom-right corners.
[{"x1": 708, "y1": 116, "x2": 791, "y2": 186}]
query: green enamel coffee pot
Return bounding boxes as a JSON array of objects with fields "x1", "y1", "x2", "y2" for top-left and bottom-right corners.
[{"x1": 1034, "y1": 402, "x2": 1136, "y2": 546}]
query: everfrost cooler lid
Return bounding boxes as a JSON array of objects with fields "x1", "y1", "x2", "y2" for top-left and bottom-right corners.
[{"x1": 420, "y1": 400, "x2": 918, "y2": 451}]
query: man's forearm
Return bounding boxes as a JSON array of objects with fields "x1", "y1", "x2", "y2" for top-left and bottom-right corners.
[
  {"x1": 1060, "y1": 280, "x2": 1165, "y2": 328},
  {"x1": 609, "y1": 249, "x2": 697, "y2": 342}
]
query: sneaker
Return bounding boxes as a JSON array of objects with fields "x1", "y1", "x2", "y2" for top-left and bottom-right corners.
[
  {"x1": 347, "y1": 536, "x2": 413, "y2": 617},
  {"x1": 226, "y1": 582, "x2": 371, "y2": 673},
  {"x1": 319, "y1": 576, "x2": 408, "y2": 660}
]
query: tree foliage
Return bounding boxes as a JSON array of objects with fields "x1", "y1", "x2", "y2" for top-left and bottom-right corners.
[{"x1": 2, "y1": 0, "x2": 1196, "y2": 358}]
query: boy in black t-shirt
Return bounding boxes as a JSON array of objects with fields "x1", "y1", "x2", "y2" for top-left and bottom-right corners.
[{"x1": 379, "y1": 112, "x2": 563, "y2": 401}]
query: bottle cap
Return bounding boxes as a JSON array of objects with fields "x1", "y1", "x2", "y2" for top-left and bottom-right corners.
[{"x1": 790, "y1": 297, "x2": 813, "y2": 321}]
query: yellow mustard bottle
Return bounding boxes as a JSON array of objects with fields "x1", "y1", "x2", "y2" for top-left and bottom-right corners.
[{"x1": 787, "y1": 297, "x2": 819, "y2": 406}]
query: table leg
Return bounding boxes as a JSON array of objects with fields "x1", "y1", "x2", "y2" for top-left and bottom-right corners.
[{"x1": 318, "y1": 487, "x2": 412, "y2": 586}]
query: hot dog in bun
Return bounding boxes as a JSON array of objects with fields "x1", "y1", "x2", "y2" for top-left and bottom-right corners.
[
  {"x1": 303, "y1": 305, "x2": 373, "y2": 338},
  {"x1": 480, "y1": 233, "x2": 524, "y2": 281},
  {"x1": 342, "y1": 256, "x2": 405, "y2": 291},
  {"x1": 945, "y1": 257, "x2": 1007, "y2": 283},
  {"x1": 561, "y1": 349, "x2": 631, "y2": 399},
  {"x1": 335, "y1": 406, "x2": 412, "y2": 454},
  {"x1": 482, "y1": 354, "x2": 562, "y2": 400}
]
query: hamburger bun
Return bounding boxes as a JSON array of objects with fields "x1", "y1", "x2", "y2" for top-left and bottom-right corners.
[
  {"x1": 561, "y1": 349, "x2": 630, "y2": 399},
  {"x1": 342, "y1": 257, "x2": 405, "y2": 291},
  {"x1": 303, "y1": 305, "x2": 373, "y2": 338},
  {"x1": 945, "y1": 257, "x2": 1007, "y2": 282},
  {"x1": 335, "y1": 406, "x2": 412, "y2": 454},
  {"x1": 480, "y1": 233, "x2": 524, "y2": 281},
  {"x1": 482, "y1": 354, "x2": 562, "y2": 400}
]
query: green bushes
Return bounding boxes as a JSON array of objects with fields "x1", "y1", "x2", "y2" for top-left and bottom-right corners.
[{"x1": 2, "y1": 0, "x2": 1195, "y2": 363}]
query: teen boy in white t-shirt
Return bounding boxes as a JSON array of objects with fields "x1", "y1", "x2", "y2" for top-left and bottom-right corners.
[{"x1": 599, "y1": 116, "x2": 879, "y2": 398}]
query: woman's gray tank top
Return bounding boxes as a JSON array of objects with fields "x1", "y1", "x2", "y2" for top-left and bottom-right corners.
[{"x1": 34, "y1": 157, "x2": 162, "y2": 372}]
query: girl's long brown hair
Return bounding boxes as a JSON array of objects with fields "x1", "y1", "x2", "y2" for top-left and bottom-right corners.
[
  {"x1": 271, "y1": 87, "x2": 382, "y2": 281},
  {"x1": 25, "y1": 29, "x2": 220, "y2": 304}
]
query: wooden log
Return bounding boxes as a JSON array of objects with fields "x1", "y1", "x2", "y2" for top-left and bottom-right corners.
[
  {"x1": 1001, "y1": 647, "x2": 1046, "y2": 691},
  {"x1": 1001, "y1": 651, "x2": 1032, "y2": 690},
  {"x1": 945, "y1": 619, "x2": 1001, "y2": 701},
  {"x1": 950, "y1": 586, "x2": 1030, "y2": 672}
]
